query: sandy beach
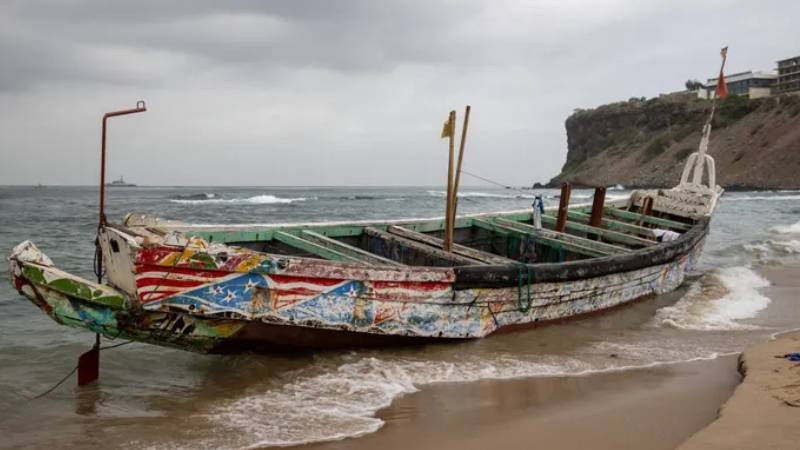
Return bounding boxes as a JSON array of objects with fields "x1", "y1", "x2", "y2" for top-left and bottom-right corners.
[
  {"x1": 305, "y1": 356, "x2": 739, "y2": 450},
  {"x1": 300, "y1": 264, "x2": 800, "y2": 450},
  {"x1": 679, "y1": 265, "x2": 800, "y2": 450}
]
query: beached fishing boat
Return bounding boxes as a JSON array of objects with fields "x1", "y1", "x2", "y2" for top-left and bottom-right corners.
[
  {"x1": 7, "y1": 82, "x2": 727, "y2": 358},
  {"x1": 8, "y1": 149, "x2": 721, "y2": 354}
]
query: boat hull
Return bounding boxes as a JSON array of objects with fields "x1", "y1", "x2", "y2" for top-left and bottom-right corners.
[{"x1": 8, "y1": 223, "x2": 707, "y2": 352}]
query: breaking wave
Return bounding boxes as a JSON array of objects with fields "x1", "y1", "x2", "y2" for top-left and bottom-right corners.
[
  {"x1": 205, "y1": 349, "x2": 728, "y2": 449},
  {"x1": 170, "y1": 195, "x2": 312, "y2": 205},
  {"x1": 772, "y1": 220, "x2": 800, "y2": 234},
  {"x1": 201, "y1": 334, "x2": 741, "y2": 450},
  {"x1": 426, "y1": 190, "x2": 535, "y2": 199},
  {"x1": 652, "y1": 266, "x2": 770, "y2": 330},
  {"x1": 170, "y1": 192, "x2": 218, "y2": 201},
  {"x1": 725, "y1": 195, "x2": 800, "y2": 201}
]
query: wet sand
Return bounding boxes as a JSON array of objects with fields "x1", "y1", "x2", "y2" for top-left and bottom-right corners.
[
  {"x1": 680, "y1": 266, "x2": 800, "y2": 450},
  {"x1": 303, "y1": 265, "x2": 800, "y2": 450},
  {"x1": 305, "y1": 356, "x2": 739, "y2": 450}
]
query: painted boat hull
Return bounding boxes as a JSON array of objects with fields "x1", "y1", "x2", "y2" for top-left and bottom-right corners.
[{"x1": 8, "y1": 217, "x2": 707, "y2": 352}]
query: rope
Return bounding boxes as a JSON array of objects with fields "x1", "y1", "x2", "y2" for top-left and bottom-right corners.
[
  {"x1": 29, "y1": 366, "x2": 78, "y2": 400},
  {"x1": 25, "y1": 339, "x2": 135, "y2": 401},
  {"x1": 516, "y1": 263, "x2": 533, "y2": 313},
  {"x1": 460, "y1": 169, "x2": 537, "y2": 197},
  {"x1": 93, "y1": 236, "x2": 105, "y2": 281}
]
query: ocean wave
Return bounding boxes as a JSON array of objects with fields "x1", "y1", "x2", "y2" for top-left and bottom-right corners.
[
  {"x1": 205, "y1": 346, "x2": 730, "y2": 449},
  {"x1": 170, "y1": 192, "x2": 217, "y2": 201},
  {"x1": 771, "y1": 220, "x2": 800, "y2": 234},
  {"x1": 652, "y1": 266, "x2": 770, "y2": 331},
  {"x1": 427, "y1": 190, "x2": 535, "y2": 199},
  {"x1": 725, "y1": 195, "x2": 800, "y2": 201},
  {"x1": 170, "y1": 195, "x2": 312, "y2": 205}
]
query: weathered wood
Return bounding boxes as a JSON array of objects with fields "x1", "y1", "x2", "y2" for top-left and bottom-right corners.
[
  {"x1": 387, "y1": 225, "x2": 514, "y2": 265},
  {"x1": 299, "y1": 230, "x2": 405, "y2": 266},
  {"x1": 364, "y1": 227, "x2": 483, "y2": 266},
  {"x1": 566, "y1": 210, "x2": 656, "y2": 239},
  {"x1": 539, "y1": 214, "x2": 655, "y2": 248},
  {"x1": 444, "y1": 110, "x2": 456, "y2": 252},
  {"x1": 472, "y1": 218, "x2": 612, "y2": 258},
  {"x1": 493, "y1": 218, "x2": 631, "y2": 254},
  {"x1": 601, "y1": 208, "x2": 691, "y2": 231},
  {"x1": 449, "y1": 105, "x2": 471, "y2": 247},
  {"x1": 638, "y1": 196, "x2": 655, "y2": 226},
  {"x1": 589, "y1": 186, "x2": 606, "y2": 232},
  {"x1": 273, "y1": 231, "x2": 365, "y2": 264},
  {"x1": 556, "y1": 182, "x2": 571, "y2": 233}
]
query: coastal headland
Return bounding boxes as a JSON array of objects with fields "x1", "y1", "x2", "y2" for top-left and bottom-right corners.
[{"x1": 548, "y1": 93, "x2": 800, "y2": 190}]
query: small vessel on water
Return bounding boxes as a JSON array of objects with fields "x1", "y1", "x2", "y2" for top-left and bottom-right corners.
[{"x1": 106, "y1": 176, "x2": 136, "y2": 187}]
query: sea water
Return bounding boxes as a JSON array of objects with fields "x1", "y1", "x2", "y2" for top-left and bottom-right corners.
[{"x1": 1, "y1": 186, "x2": 799, "y2": 449}]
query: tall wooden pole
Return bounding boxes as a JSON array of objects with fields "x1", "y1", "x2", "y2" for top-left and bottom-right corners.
[
  {"x1": 444, "y1": 110, "x2": 456, "y2": 252},
  {"x1": 555, "y1": 182, "x2": 571, "y2": 233},
  {"x1": 589, "y1": 186, "x2": 606, "y2": 240},
  {"x1": 448, "y1": 105, "x2": 471, "y2": 248}
]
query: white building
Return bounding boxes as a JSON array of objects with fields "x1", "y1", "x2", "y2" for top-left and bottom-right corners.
[{"x1": 697, "y1": 71, "x2": 777, "y2": 99}]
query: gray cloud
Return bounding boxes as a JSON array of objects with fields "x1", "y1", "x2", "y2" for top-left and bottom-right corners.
[{"x1": 1, "y1": 0, "x2": 798, "y2": 186}]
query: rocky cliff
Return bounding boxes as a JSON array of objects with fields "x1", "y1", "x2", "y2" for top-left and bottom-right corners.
[{"x1": 549, "y1": 92, "x2": 800, "y2": 189}]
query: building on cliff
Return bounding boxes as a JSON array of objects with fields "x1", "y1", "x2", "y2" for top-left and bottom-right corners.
[
  {"x1": 698, "y1": 71, "x2": 776, "y2": 99},
  {"x1": 777, "y1": 55, "x2": 800, "y2": 94}
]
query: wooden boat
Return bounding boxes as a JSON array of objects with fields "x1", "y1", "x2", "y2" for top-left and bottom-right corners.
[{"x1": 8, "y1": 141, "x2": 721, "y2": 353}]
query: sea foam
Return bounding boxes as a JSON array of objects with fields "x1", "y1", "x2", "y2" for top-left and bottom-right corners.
[
  {"x1": 653, "y1": 266, "x2": 770, "y2": 330},
  {"x1": 170, "y1": 194, "x2": 311, "y2": 205},
  {"x1": 205, "y1": 347, "x2": 731, "y2": 449},
  {"x1": 772, "y1": 220, "x2": 800, "y2": 234},
  {"x1": 725, "y1": 194, "x2": 800, "y2": 201}
]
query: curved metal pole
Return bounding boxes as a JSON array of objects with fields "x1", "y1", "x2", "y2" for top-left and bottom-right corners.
[
  {"x1": 97, "y1": 100, "x2": 146, "y2": 285},
  {"x1": 99, "y1": 100, "x2": 147, "y2": 228}
]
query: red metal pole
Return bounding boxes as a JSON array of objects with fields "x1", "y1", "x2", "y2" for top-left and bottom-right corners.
[
  {"x1": 86, "y1": 101, "x2": 147, "y2": 387},
  {"x1": 99, "y1": 100, "x2": 147, "y2": 228}
]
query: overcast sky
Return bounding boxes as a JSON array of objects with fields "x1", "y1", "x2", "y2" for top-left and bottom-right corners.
[{"x1": 1, "y1": 0, "x2": 797, "y2": 186}]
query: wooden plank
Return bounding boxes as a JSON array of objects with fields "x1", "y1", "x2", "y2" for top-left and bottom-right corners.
[
  {"x1": 299, "y1": 230, "x2": 405, "y2": 266},
  {"x1": 273, "y1": 231, "x2": 365, "y2": 264},
  {"x1": 601, "y1": 208, "x2": 692, "y2": 231},
  {"x1": 364, "y1": 227, "x2": 484, "y2": 266},
  {"x1": 387, "y1": 225, "x2": 514, "y2": 265},
  {"x1": 472, "y1": 218, "x2": 611, "y2": 258},
  {"x1": 493, "y1": 218, "x2": 630, "y2": 254},
  {"x1": 566, "y1": 210, "x2": 657, "y2": 239},
  {"x1": 539, "y1": 214, "x2": 656, "y2": 247}
]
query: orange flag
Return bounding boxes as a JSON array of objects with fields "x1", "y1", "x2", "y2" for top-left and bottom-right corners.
[{"x1": 715, "y1": 46, "x2": 729, "y2": 98}]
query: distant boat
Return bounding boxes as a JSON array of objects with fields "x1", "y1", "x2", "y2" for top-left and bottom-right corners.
[{"x1": 106, "y1": 176, "x2": 136, "y2": 187}]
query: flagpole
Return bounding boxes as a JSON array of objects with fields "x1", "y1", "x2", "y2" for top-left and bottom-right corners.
[{"x1": 444, "y1": 110, "x2": 456, "y2": 252}]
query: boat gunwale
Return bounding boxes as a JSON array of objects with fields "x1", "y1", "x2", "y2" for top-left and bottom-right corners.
[{"x1": 113, "y1": 196, "x2": 707, "y2": 290}]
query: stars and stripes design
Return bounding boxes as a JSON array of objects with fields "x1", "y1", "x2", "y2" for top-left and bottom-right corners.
[
  {"x1": 135, "y1": 265, "x2": 233, "y2": 303},
  {"x1": 136, "y1": 263, "x2": 355, "y2": 317},
  {"x1": 132, "y1": 245, "x2": 457, "y2": 331}
]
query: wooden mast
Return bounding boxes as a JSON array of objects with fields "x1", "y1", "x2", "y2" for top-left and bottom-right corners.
[
  {"x1": 448, "y1": 105, "x2": 471, "y2": 250},
  {"x1": 443, "y1": 110, "x2": 456, "y2": 252}
]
